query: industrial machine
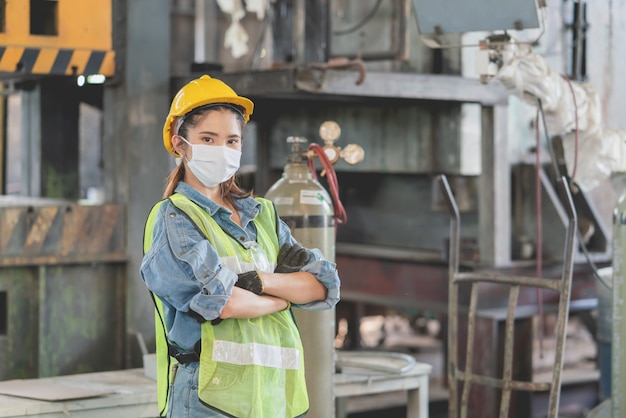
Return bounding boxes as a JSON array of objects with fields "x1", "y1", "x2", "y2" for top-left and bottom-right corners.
[
  {"x1": 0, "y1": 0, "x2": 116, "y2": 79},
  {"x1": 0, "y1": 0, "x2": 125, "y2": 380}
]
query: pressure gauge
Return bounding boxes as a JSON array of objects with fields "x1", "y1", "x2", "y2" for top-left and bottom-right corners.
[
  {"x1": 323, "y1": 146, "x2": 340, "y2": 163},
  {"x1": 319, "y1": 121, "x2": 341, "y2": 143},
  {"x1": 340, "y1": 144, "x2": 365, "y2": 165},
  {"x1": 317, "y1": 120, "x2": 365, "y2": 165}
]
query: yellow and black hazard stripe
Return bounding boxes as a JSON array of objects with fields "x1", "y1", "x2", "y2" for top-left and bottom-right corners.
[{"x1": 0, "y1": 46, "x2": 115, "y2": 76}]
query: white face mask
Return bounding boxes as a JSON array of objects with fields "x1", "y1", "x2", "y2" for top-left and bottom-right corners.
[{"x1": 180, "y1": 137, "x2": 241, "y2": 187}]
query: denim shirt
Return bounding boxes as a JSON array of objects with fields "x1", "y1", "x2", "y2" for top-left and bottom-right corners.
[{"x1": 140, "y1": 182, "x2": 341, "y2": 351}]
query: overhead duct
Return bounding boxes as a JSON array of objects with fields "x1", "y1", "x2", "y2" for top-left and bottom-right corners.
[{"x1": 411, "y1": 0, "x2": 543, "y2": 47}]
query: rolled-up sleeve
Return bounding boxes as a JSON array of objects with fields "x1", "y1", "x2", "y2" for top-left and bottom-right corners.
[
  {"x1": 141, "y1": 203, "x2": 237, "y2": 322},
  {"x1": 276, "y1": 218, "x2": 341, "y2": 310}
]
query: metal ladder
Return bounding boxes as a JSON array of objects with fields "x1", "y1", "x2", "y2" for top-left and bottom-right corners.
[{"x1": 438, "y1": 174, "x2": 577, "y2": 418}]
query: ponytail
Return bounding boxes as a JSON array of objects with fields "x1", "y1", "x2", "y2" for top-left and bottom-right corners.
[
  {"x1": 221, "y1": 176, "x2": 253, "y2": 204},
  {"x1": 163, "y1": 163, "x2": 185, "y2": 199}
]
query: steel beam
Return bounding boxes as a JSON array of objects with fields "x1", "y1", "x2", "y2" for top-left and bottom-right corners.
[{"x1": 175, "y1": 69, "x2": 508, "y2": 106}]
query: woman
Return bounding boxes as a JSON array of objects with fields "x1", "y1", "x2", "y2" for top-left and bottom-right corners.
[{"x1": 140, "y1": 75, "x2": 340, "y2": 418}]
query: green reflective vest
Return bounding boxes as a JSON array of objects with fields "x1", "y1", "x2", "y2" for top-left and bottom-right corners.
[{"x1": 143, "y1": 194, "x2": 309, "y2": 418}]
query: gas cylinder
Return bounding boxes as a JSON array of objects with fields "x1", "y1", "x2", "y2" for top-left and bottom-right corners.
[
  {"x1": 265, "y1": 136, "x2": 336, "y2": 418},
  {"x1": 266, "y1": 136, "x2": 336, "y2": 257}
]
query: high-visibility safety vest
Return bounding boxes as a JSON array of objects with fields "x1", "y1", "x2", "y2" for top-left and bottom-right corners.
[{"x1": 143, "y1": 194, "x2": 309, "y2": 418}]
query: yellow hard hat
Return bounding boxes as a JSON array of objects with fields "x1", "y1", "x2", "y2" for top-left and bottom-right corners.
[{"x1": 162, "y1": 75, "x2": 254, "y2": 156}]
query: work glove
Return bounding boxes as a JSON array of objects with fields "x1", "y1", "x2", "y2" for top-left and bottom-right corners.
[
  {"x1": 274, "y1": 243, "x2": 316, "y2": 273},
  {"x1": 190, "y1": 309, "x2": 222, "y2": 326},
  {"x1": 234, "y1": 271, "x2": 264, "y2": 295}
]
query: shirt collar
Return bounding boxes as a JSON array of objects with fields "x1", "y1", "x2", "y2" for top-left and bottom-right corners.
[{"x1": 173, "y1": 182, "x2": 261, "y2": 221}]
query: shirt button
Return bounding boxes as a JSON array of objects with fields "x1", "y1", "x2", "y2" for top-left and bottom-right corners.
[
  {"x1": 169, "y1": 212, "x2": 176, "y2": 218},
  {"x1": 239, "y1": 236, "x2": 245, "y2": 241}
]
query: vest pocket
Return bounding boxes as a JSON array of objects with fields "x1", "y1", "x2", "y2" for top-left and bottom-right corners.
[{"x1": 199, "y1": 360, "x2": 251, "y2": 390}]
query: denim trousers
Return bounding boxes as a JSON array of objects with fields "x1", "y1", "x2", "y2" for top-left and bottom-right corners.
[{"x1": 167, "y1": 362, "x2": 229, "y2": 418}]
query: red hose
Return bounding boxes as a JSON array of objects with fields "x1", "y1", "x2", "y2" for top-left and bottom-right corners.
[{"x1": 307, "y1": 143, "x2": 348, "y2": 227}]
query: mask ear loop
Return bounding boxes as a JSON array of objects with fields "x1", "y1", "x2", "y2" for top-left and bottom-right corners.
[
  {"x1": 175, "y1": 135, "x2": 193, "y2": 163},
  {"x1": 172, "y1": 115, "x2": 189, "y2": 158}
]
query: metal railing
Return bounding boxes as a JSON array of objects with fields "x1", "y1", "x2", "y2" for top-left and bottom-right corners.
[{"x1": 439, "y1": 174, "x2": 577, "y2": 418}]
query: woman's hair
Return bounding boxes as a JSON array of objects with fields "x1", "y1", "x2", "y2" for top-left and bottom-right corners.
[{"x1": 162, "y1": 105, "x2": 253, "y2": 202}]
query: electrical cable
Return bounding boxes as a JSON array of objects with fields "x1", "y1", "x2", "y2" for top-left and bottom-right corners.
[
  {"x1": 534, "y1": 107, "x2": 545, "y2": 358},
  {"x1": 535, "y1": 98, "x2": 612, "y2": 289},
  {"x1": 333, "y1": 0, "x2": 382, "y2": 36},
  {"x1": 306, "y1": 143, "x2": 348, "y2": 227},
  {"x1": 560, "y1": 74, "x2": 580, "y2": 181},
  {"x1": 578, "y1": 227, "x2": 611, "y2": 288},
  {"x1": 536, "y1": 99, "x2": 562, "y2": 180},
  {"x1": 250, "y1": 3, "x2": 272, "y2": 70},
  {"x1": 555, "y1": 75, "x2": 611, "y2": 288}
]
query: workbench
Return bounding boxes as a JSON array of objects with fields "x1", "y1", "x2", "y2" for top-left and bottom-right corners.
[
  {"x1": 0, "y1": 369, "x2": 158, "y2": 418},
  {"x1": 335, "y1": 353, "x2": 433, "y2": 418},
  {"x1": 0, "y1": 359, "x2": 432, "y2": 418}
]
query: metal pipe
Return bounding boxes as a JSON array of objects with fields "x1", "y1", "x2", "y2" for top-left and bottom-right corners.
[
  {"x1": 612, "y1": 191, "x2": 626, "y2": 416},
  {"x1": 438, "y1": 174, "x2": 460, "y2": 418},
  {"x1": 194, "y1": 0, "x2": 205, "y2": 63},
  {"x1": 292, "y1": 0, "x2": 306, "y2": 64}
]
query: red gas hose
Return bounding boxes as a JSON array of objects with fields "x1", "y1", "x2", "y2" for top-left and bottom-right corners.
[{"x1": 307, "y1": 143, "x2": 348, "y2": 226}]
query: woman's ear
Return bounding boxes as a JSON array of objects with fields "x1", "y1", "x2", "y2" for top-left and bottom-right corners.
[{"x1": 171, "y1": 135, "x2": 185, "y2": 156}]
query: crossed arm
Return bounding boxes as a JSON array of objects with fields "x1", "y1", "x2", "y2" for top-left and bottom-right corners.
[{"x1": 218, "y1": 271, "x2": 327, "y2": 320}]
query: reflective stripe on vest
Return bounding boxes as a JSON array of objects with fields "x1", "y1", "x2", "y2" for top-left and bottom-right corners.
[{"x1": 212, "y1": 340, "x2": 300, "y2": 369}]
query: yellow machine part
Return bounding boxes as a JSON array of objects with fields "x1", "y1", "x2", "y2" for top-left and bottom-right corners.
[
  {"x1": 0, "y1": 0, "x2": 115, "y2": 76},
  {"x1": 0, "y1": 88, "x2": 4, "y2": 195}
]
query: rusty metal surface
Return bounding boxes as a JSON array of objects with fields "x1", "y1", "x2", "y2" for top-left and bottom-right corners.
[
  {"x1": 0, "y1": 264, "x2": 126, "y2": 381},
  {"x1": 336, "y1": 254, "x2": 450, "y2": 312},
  {"x1": 0, "y1": 200, "x2": 127, "y2": 379},
  {"x1": 335, "y1": 255, "x2": 596, "y2": 313},
  {"x1": 440, "y1": 174, "x2": 578, "y2": 418},
  {"x1": 175, "y1": 69, "x2": 508, "y2": 105},
  {"x1": 0, "y1": 202, "x2": 125, "y2": 266}
]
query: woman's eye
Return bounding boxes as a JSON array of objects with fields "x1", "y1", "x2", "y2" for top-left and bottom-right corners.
[{"x1": 201, "y1": 137, "x2": 214, "y2": 143}]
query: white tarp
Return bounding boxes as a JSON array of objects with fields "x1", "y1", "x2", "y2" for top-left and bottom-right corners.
[{"x1": 494, "y1": 41, "x2": 626, "y2": 191}]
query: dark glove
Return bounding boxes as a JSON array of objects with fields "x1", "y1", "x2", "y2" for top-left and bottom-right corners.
[
  {"x1": 234, "y1": 271, "x2": 264, "y2": 295},
  {"x1": 190, "y1": 309, "x2": 221, "y2": 325},
  {"x1": 274, "y1": 243, "x2": 316, "y2": 273}
]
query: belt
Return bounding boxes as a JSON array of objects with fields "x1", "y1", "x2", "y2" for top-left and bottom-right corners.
[
  {"x1": 173, "y1": 351, "x2": 200, "y2": 364},
  {"x1": 169, "y1": 340, "x2": 201, "y2": 364}
]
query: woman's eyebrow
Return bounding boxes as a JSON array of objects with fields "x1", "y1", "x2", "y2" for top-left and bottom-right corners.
[{"x1": 196, "y1": 130, "x2": 240, "y2": 138}]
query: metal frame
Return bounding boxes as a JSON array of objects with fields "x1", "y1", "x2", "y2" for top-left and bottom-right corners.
[
  {"x1": 439, "y1": 174, "x2": 577, "y2": 418},
  {"x1": 327, "y1": 0, "x2": 410, "y2": 61}
]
